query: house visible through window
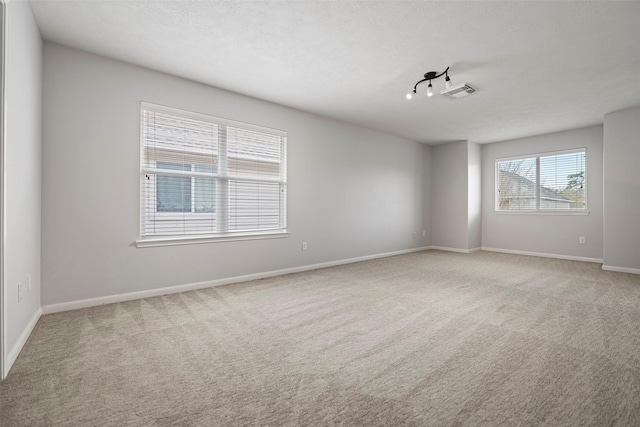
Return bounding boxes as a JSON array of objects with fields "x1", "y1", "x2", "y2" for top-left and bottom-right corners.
[
  {"x1": 156, "y1": 162, "x2": 216, "y2": 213},
  {"x1": 140, "y1": 103, "x2": 287, "y2": 242},
  {"x1": 496, "y1": 149, "x2": 586, "y2": 212}
]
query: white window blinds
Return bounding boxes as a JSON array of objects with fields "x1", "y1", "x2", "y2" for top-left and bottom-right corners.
[
  {"x1": 496, "y1": 149, "x2": 586, "y2": 212},
  {"x1": 140, "y1": 103, "x2": 287, "y2": 240},
  {"x1": 539, "y1": 151, "x2": 586, "y2": 210}
]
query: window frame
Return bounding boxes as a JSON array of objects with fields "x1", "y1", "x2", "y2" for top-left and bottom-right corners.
[
  {"x1": 494, "y1": 148, "x2": 588, "y2": 215},
  {"x1": 137, "y1": 102, "x2": 288, "y2": 247}
]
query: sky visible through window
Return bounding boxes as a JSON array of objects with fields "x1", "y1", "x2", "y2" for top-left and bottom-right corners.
[{"x1": 539, "y1": 152, "x2": 585, "y2": 191}]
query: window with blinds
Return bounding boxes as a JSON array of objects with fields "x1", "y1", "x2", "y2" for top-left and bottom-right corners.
[
  {"x1": 496, "y1": 148, "x2": 586, "y2": 212},
  {"x1": 140, "y1": 103, "x2": 287, "y2": 242}
]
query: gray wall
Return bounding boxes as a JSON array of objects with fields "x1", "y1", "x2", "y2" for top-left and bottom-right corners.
[
  {"x1": 4, "y1": 1, "x2": 42, "y2": 373},
  {"x1": 603, "y1": 107, "x2": 640, "y2": 272},
  {"x1": 422, "y1": 145, "x2": 433, "y2": 243},
  {"x1": 41, "y1": 43, "x2": 431, "y2": 306},
  {"x1": 481, "y1": 125, "x2": 603, "y2": 260},
  {"x1": 467, "y1": 141, "x2": 482, "y2": 250},
  {"x1": 430, "y1": 140, "x2": 482, "y2": 252},
  {"x1": 431, "y1": 141, "x2": 469, "y2": 250}
]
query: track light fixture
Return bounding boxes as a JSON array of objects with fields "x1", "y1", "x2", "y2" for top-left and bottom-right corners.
[{"x1": 407, "y1": 66, "x2": 451, "y2": 99}]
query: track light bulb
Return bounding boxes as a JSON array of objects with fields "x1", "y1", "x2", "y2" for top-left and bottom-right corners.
[{"x1": 409, "y1": 67, "x2": 453, "y2": 101}]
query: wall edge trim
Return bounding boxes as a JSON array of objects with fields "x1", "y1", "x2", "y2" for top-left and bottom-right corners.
[
  {"x1": 0, "y1": 0, "x2": 7, "y2": 381},
  {"x1": 42, "y1": 246, "x2": 432, "y2": 315},
  {"x1": 431, "y1": 246, "x2": 477, "y2": 254},
  {"x1": 5, "y1": 307, "x2": 41, "y2": 377},
  {"x1": 602, "y1": 264, "x2": 640, "y2": 275},
  {"x1": 482, "y1": 247, "x2": 603, "y2": 263}
]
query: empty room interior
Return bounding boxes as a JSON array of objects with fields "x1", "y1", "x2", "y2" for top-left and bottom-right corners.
[{"x1": 2, "y1": 0, "x2": 640, "y2": 425}]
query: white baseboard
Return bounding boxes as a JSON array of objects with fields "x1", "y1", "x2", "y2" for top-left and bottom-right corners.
[
  {"x1": 602, "y1": 265, "x2": 640, "y2": 275},
  {"x1": 482, "y1": 247, "x2": 603, "y2": 264},
  {"x1": 431, "y1": 246, "x2": 481, "y2": 254},
  {"x1": 5, "y1": 307, "x2": 42, "y2": 378},
  {"x1": 42, "y1": 246, "x2": 431, "y2": 315}
]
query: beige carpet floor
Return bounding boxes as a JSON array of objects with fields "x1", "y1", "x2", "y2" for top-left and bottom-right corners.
[{"x1": 2, "y1": 250, "x2": 640, "y2": 426}]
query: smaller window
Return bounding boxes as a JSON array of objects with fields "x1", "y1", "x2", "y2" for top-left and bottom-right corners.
[{"x1": 496, "y1": 149, "x2": 586, "y2": 213}]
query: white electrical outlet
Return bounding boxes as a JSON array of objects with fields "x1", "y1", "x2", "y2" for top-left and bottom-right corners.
[
  {"x1": 302, "y1": 242, "x2": 307, "y2": 251},
  {"x1": 412, "y1": 232, "x2": 416, "y2": 238},
  {"x1": 28, "y1": 274, "x2": 32, "y2": 292},
  {"x1": 422, "y1": 230, "x2": 426, "y2": 237},
  {"x1": 18, "y1": 283, "x2": 23, "y2": 302},
  {"x1": 579, "y1": 236, "x2": 585, "y2": 244}
]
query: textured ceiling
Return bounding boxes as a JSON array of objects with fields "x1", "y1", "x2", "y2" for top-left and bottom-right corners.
[{"x1": 29, "y1": 0, "x2": 640, "y2": 144}]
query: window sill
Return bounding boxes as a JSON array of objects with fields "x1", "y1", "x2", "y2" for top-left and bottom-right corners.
[
  {"x1": 494, "y1": 210, "x2": 589, "y2": 216},
  {"x1": 136, "y1": 230, "x2": 289, "y2": 248}
]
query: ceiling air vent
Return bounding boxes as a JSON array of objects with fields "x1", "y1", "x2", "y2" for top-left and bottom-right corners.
[{"x1": 439, "y1": 83, "x2": 476, "y2": 100}]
